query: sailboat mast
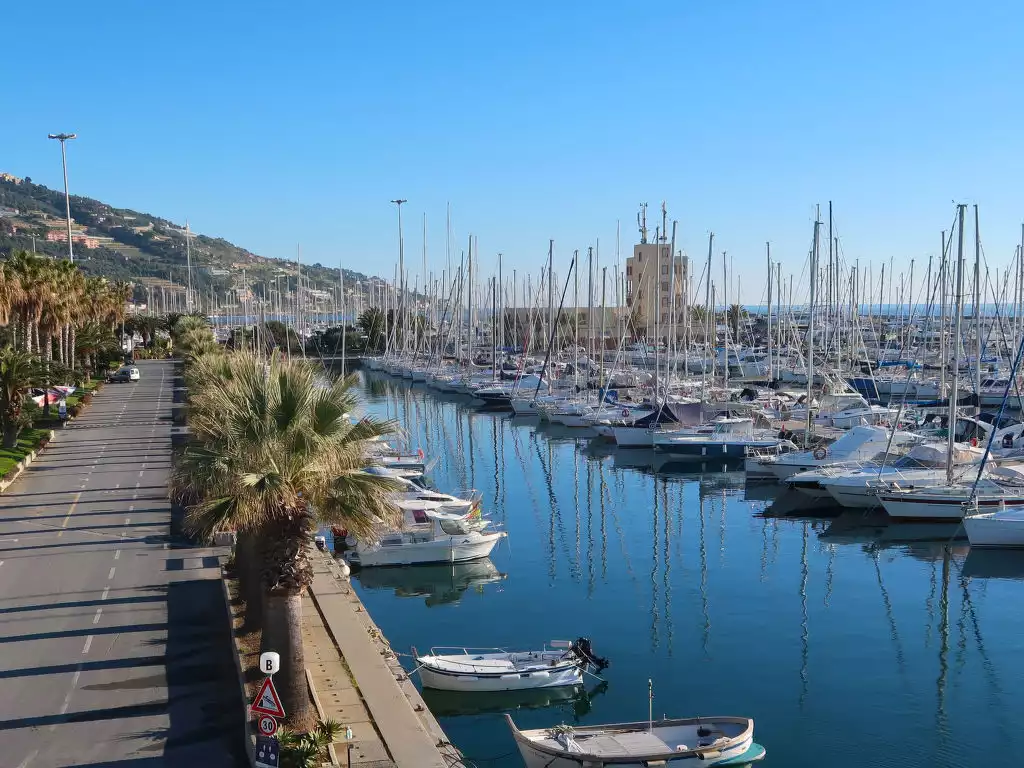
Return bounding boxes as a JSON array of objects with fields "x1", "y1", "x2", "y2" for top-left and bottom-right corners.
[
  {"x1": 766, "y1": 242, "x2": 772, "y2": 384},
  {"x1": 974, "y1": 205, "x2": 982, "y2": 407},
  {"x1": 806, "y1": 212, "x2": 821, "y2": 448},
  {"x1": 948, "y1": 205, "x2": 967, "y2": 483},
  {"x1": 468, "y1": 235, "x2": 474, "y2": 367}
]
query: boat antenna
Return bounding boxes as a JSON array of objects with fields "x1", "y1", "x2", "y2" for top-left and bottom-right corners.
[
  {"x1": 638, "y1": 203, "x2": 648, "y2": 244},
  {"x1": 648, "y1": 679, "x2": 653, "y2": 733}
]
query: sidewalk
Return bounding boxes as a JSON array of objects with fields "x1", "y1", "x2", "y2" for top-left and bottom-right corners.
[{"x1": 304, "y1": 553, "x2": 457, "y2": 768}]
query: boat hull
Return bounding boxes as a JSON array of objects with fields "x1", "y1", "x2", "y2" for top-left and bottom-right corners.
[
  {"x1": 965, "y1": 510, "x2": 1024, "y2": 547},
  {"x1": 507, "y1": 715, "x2": 764, "y2": 768},
  {"x1": 350, "y1": 532, "x2": 504, "y2": 567},
  {"x1": 419, "y1": 662, "x2": 583, "y2": 692}
]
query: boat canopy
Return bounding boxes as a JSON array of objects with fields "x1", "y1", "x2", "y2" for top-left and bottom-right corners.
[{"x1": 631, "y1": 402, "x2": 702, "y2": 428}]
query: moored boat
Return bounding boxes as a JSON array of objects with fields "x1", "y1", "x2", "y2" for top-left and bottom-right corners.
[
  {"x1": 416, "y1": 638, "x2": 608, "y2": 692},
  {"x1": 506, "y1": 713, "x2": 765, "y2": 767}
]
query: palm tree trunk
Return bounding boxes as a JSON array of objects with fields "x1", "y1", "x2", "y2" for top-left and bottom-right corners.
[
  {"x1": 262, "y1": 591, "x2": 312, "y2": 730},
  {"x1": 69, "y1": 326, "x2": 76, "y2": 372},
  {"x1": 42, "y1": 331, "x2": 53, "y2": 363},
  {"x1": 260, "y1": 512, "x2": 316, "y2": 730},
  {"x1": 235, "y1": 531, "x2": 264, "y2": 630}
]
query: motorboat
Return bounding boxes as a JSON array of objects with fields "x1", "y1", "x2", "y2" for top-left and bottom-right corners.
[
  {"x1": 652, "y1": 417, "x2": 796, "y2": 462},
  {"x1": 415, "y1": 638, "x2": 608, "y2": 692},
  {"x1": 505, "y1": 713, "x2": 765, "y2": 767},
  {"x1": 345, "y1": 501, "x2": 506, "y2": 567},
  {"x1": 747, "y1": 425, "x2": 923, "y2": 481}
]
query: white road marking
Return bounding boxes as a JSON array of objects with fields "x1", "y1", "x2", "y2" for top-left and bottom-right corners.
[
  {"x1": 107, "y1": 567, "x2": 116, "y2": 580},
  {"x1": 16, "y1": 749, "x2": 39, "y2": 767},
  {"x1": 114, "y1": 550, "x2": 121, "y2": 560},
  {"x1": 81, "y1": 635, "x2": 93, "y2": 654},
  {"x1": 0, "y1": 539, "x2": 17, "y2": 543},
  {"x1": 101, "y1": 586, "x2": 109, "y2": 600},
  {"x1": 59, "y1": 669, "x2": 81, "y2": 713},
  {"x1": 92, "y1": 608, "x2": 102, "y2": 624},
  {"x1": 125, "y1": 518, "x2": 131, "y2": 525}
]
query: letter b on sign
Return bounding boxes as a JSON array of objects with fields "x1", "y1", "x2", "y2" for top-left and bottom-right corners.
[{"x1": 260, "y1": 651, "x2": 280, "y2": 676}]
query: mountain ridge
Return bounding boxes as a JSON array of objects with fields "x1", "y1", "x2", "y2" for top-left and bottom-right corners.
[{"x1": 0, "y1": 173, "x2": 377, "y2": 300}]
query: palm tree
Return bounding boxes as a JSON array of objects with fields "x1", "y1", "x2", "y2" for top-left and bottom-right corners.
[
  {"x1": 0, "y1": 345, "x2": 48, "y2": 448},
  {"x1": 172, "y1": 354, "x2": 401, "y2": 728},
  {"x1": 8, "y1": 251, "x2": 54, "y2": 354},
  {"x1": 74, "y1": 321, "x2": 118, "y2": 380}
]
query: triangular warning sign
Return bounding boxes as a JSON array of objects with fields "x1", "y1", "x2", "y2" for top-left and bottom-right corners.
[{"x1": 250, "y1": 676, "x2": 286, "y2": 718}]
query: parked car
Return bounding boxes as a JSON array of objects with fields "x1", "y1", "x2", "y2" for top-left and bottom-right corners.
[{"x1": 109, "y1": 366, "x2": 140, "y2": 383}]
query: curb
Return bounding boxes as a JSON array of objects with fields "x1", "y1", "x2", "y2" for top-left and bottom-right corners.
[
  {"x1": 0, "y1": 430, "x2": 55, "y2": 494},
  {"x1": 221, "y1": 569, "x2": 258, "y2": 768}
]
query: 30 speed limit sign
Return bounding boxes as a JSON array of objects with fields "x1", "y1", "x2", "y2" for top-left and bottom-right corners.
[{"x1": 257, "y1": 714, "x2": 278, "y2": 737}]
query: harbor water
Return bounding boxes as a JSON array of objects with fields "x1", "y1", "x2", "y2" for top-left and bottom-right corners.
[{"x1": 351, "y1": 372, "x2": 1024, "y2": 767}]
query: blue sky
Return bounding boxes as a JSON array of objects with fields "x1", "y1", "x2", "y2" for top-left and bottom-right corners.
[{"x1": 3, "y1": 1, "x2": 1023, "y2": 302}]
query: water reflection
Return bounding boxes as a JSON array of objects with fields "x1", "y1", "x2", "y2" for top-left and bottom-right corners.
[
  {"x1": 353, "y1": 560, "x2": 506, "y2": 607},
  {"x1": 963, "y1": 549, "x2": 1024, "y2": 579},
  {"x1": 357, "y1": 370, "x2": 1024, "y2": 767},
  {"x1": 421, "y1": 680, "x2": 609, "y2": 719}
]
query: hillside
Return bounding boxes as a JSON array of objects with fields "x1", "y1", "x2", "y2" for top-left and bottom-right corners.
[{"x1": 0, "y1": 173, "x2": 376, "y2": 303}]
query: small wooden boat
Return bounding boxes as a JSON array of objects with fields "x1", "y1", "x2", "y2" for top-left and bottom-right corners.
[
  {"x1": 415, "y1": 638, "x2": 608, "y2": 692},
  {"x1": 506, "y1": 713, "x2": 766, "y2": 767}
]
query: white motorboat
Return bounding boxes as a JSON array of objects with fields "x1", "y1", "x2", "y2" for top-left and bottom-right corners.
[
  {"x1": 653, "y1": 417, "x2": 795, "y2": 462},
  {"x1": 415, "y1": 638, "x2": 608, "y2": 692},
  {"x1": 965, "y1": 501, "x2": 1024, "y2": 547},
  {"x1": 506, "y1": 713, "x2": 766, "y2": 767},
  {"x1": 346, "y1": 502, "x2": 506, "y2": 567},
  {"x1": 747, "y1": 425, "x2": 923, "y2": 481}
]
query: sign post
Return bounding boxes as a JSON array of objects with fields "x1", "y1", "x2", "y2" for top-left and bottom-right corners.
[{"x1": 251, "y1": 652, "x2": 285, "y2": 768}]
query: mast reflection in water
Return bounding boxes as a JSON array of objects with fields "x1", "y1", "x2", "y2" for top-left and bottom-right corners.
[{"x1": 353, "y1": 371, "x2": 1024, "y2": 768}]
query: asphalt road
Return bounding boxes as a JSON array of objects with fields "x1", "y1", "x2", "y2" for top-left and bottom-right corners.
[{"x1": 0, "y1": 360, "x2": 246, "y2": 767}]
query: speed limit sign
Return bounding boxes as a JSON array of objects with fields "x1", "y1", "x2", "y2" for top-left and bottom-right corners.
[{"x1": 258, "y1": 714, "x2": 278, "y2": 737}]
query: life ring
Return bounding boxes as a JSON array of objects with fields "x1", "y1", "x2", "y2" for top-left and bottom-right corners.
[
  {"x1": 813, "y1": 447, "x2": 827, "y2": 460},
  {"x1": 621, "y1": 408, "x2": 630, "y2": 418},
  {"x1": 970, "y1": 437, "x2": 978, "y2": 447}
]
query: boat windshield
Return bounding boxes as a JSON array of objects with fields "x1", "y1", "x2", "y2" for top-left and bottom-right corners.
[
  {"x1": 892, "y1": 455, "x2": 943, "y2": 469},
  {"x1": 438, "y1": 519, "x2": 471, "y2": 535}
]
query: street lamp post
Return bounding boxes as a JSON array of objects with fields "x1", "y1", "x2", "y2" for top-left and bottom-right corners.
[{"x1": 47, "y1": 133, "x2": 77, "y2": 262}]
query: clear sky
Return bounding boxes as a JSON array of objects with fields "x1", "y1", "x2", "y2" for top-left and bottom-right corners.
[{"x1": 3, "y1": 1, "x2": 1023, "y2": 302}]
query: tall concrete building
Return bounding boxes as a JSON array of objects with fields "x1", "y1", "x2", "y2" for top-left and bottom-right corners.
[{"x1": 624, "y1": 241, "x2": 686, "y2": 335}]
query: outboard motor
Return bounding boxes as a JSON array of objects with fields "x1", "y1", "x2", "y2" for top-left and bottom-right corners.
[{"x1": 570, "y1": 637, "x2": 610, "y2": 672}]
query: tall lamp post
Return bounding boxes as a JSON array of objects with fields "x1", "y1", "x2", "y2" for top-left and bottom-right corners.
[{"x1": 47, "y1": 133, "x2": 77, "y2": 262}]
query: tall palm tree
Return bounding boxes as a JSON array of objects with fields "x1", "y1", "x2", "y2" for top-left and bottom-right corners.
[
  {"x1": 8, "y1": 251, "x2": 55, "y2": 354},
  {"x1": 172, "y1": 354, "x2": 400, "y2": 728}
]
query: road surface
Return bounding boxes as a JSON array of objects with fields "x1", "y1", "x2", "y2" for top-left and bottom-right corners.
[{"x1": 0, "y1": 360, "x2": 246, "y2": 767}]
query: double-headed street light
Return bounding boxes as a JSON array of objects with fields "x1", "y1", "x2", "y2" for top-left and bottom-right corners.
[{"x1": 47, "y1": 132, "x2": 77, "y2": 262}]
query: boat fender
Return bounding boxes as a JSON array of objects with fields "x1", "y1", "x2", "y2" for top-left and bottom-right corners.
[
  {"x1": 813, "y1": 447, "x2": 827, "y2": 460},
  {"x1": 971, "y1": 437, "x2": 979, "y2": 447}
]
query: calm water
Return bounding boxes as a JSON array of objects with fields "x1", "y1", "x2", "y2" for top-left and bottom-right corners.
[{"x1": 351, "y1": 373, "x2": 1024, "y2": 768}]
